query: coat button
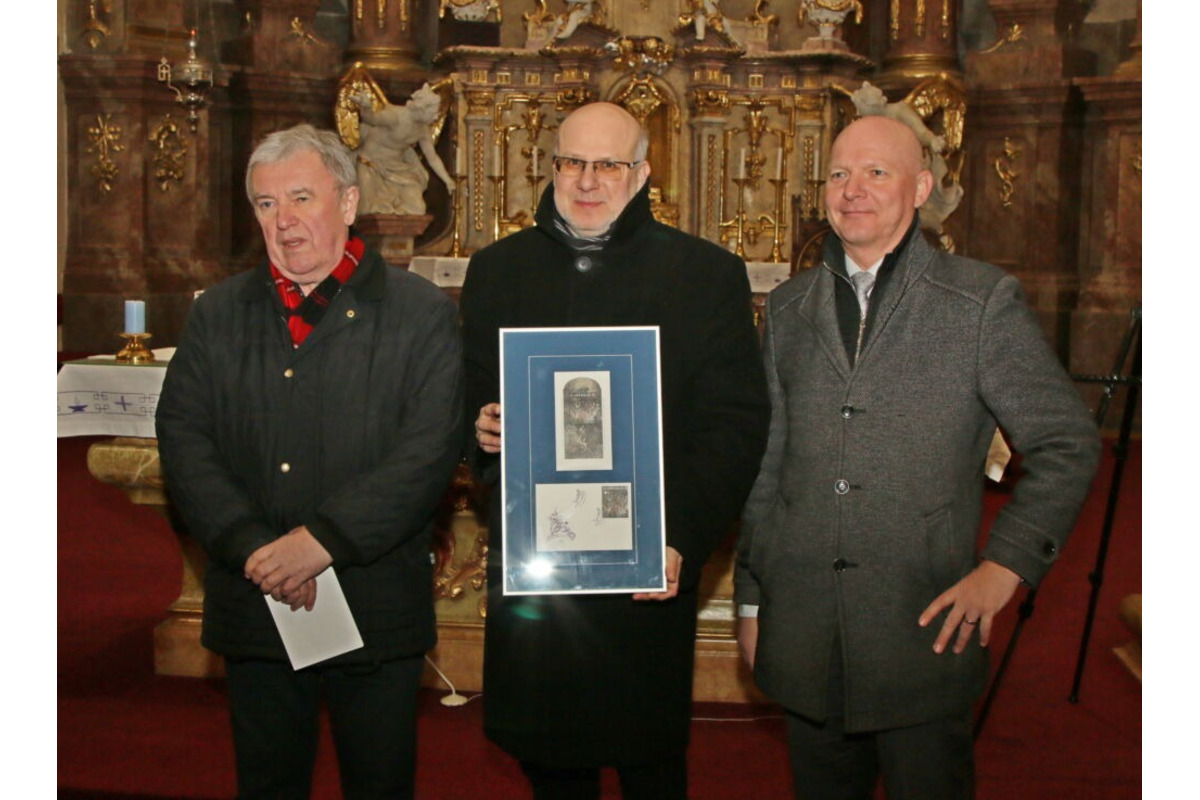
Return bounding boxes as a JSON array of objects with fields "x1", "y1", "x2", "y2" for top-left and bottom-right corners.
[
  {"x1": 575, "y1": 255, "x2": 593, "y2": 272},
  {"x1": 841, "y1": 405, "x2": 854, "y2": 418},
  {"x1": 834, "y1": 479, "x2": 849, "y2": 494},
  {"x1": 833, "y1": 558, "x2": 848, "y2": 572},
  {"x1": 1042, "y1": 541, "x2": 1058, "y2": 557},
  {"x1": 346, "y1": 309, "x2": 356, "y2": 319},
  {"x1": 280, "y1": 462, "x2": 291, "y2": 473},
  {"x1": 283, "y1": 368, "x2": 294, "y2": 379}
]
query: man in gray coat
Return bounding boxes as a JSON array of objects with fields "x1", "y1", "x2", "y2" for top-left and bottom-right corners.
[{"x1": 734, "y1": 115, "x2": 1100, "y2": 799}]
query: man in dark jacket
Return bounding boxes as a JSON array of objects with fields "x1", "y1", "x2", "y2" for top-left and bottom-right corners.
[
  {"x1": 461, "y1": 102, "x2": 770, "y2": 798},
  {"x1": 156, "y1": 124, "x2": 464, "y2": 799},
  {"x1": 735, "y1": 115, "x2": 1101, "y2": 798}
]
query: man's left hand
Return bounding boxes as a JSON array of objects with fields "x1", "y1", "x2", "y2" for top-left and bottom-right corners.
[
  {"x1": 633, "y1": 547, "x2": 682, "y2": 601},
  {"x1": 245, "y1": 526, "x2": 334, "y2": 603},
  {"x1": 918, "y1": 559, "x2": 1022, "y2": 654}
]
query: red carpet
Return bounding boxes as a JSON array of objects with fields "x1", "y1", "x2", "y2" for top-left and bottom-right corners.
[{"x1": 58, "y1": 435, "x2": 1140, "y2": 799}]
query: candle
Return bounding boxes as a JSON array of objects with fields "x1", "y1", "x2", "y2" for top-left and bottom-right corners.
[
  {"x1": 125, "y1": 300, "x2": 145, "y2": 334},
  {"x1": 738, "y1": 148, "x2": 746, "y2": 180},
  {"x1": 776, "y1": 148, "x2": 783, "y2": 180},
  {"x1": 813, "y1": 147, "x2": 821, "y2": 179},
  {"x1": 532, "y1": 145, "x2": 538, "y2": 181},
  {"x1": 456, "y1": 145, "x2": 465, "y2": 177},
  {"x1": 494, "y1": 140, "x2": 502, "y2": 174}
]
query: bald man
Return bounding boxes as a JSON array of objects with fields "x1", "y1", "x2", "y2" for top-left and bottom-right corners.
[
  {"x1": 734, "y1": 115, "x2": 1100, "y2": 798},
  {"x1": 460, "y1": 103, "x2": 769, "y2": 798}
]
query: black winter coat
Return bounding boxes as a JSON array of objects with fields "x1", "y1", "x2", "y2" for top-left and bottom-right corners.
[
  {"x1": 156, "y1": 246, "x2": 464, "y2": 664},
  {"x1": 460, "y1": 184, "x2": 770, "y2": 766}
]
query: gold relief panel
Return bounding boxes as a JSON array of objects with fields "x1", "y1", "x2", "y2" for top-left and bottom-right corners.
[
  {"x1": 749, "y1": 74, "x2": 765, "y2": 89},
  {"x1": 781, "y1": 76, "x2": 797, "y2": 89},
  {"x1": 149, "y1": 116, "x2": 187, "y2": 192},
  {"x1": 85, "y1": 114, "x2": 124, "y2": 195},
  {"x1": 473, "y1": 128, "x2": 486, "y2": 231},
  {"x1": 496, "y1": 72, "x2": 511, "y2": 84},
  {"x1": 470, "y1": 68, "x2": 489, "y2": 84},
  {"x1": 525, "y1": 73, "x2": 542, "y2": 86}
]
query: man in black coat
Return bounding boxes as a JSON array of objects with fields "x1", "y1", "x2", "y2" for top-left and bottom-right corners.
[
  {"x1": 461, "y1": 102, "x2": 770, "y2": 798},
  {"x1": 156, "y1": 124, "x2": 464, "y2": 799}
]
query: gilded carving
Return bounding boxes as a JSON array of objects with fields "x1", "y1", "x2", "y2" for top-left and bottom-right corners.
[
  {"x1": 981, "y1": 22, "x2": 1025, "y2": 53},
  {"x1": 286, "y1": 17, "x2": 328, "y2": 47},
  {"x1": 690, "y1": 87, "x2": 730, "y2": 115},
  {"x1": 81, "y1": 0, "x2": 111, "y2": 50},
  {"x1": 891, "y1": 0, "x2": 900, "y2": 41},
  {"x1": 149, "y1": 116, "x2": 187, "y2": 192},
  {"x1": 750, "y1": 0, "x2": 777, "y2": 26},
  {"x1": 915, "y1": 0, "x2": 926, "y2": 38},
  {"x1": 473, "y1": 128, "x2": 485, "y2": 231},
  {"x1": 941, "y1": 0, "x2": 951, "y2": 41},
  {"x1": 85, "y1": 114, "x2": 124, "y2": 194},
  {"x1": 1132, "y1": 140, "x2": 1142, "y2": 179},
  {"x1": 465, "y1": 89, "x2": 495, "y2": 116},
  {"x1": 994, "y1": 137, "x2": 1021, "y2": 209},
  {"x1": 440, "y1": 0, "x2": 501, "y2": 23},
  {"x1": 556, "y1": 86, "x2": 593, "y2": 110},
  {"x1": 607, "y1": 36, "x2": 676, "y2": 76}
]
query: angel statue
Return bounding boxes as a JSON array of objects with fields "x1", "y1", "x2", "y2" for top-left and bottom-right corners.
[
  {"x1": 336, "y1": 66, "x2": 455, "y2": 217},
  {"x1": 554, "y1": 0, "x2": 602, "y2": 40}
]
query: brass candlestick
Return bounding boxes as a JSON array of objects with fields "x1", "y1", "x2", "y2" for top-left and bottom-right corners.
[
  {"x1": 116, "y1": 332, "x2": 155, "y2": 364},
  {"x1": 488, "y1": 173, "x2": 506, "y2": 243},
  {"x1": 447, "y1": 173, "x2": 468, "y2": 257},
  {"x1": 768, "y1": 177, "x2": 788, "y2": 264},
  {"x1": 718, "y1": 177, "x2": 752, "y2": 258}
]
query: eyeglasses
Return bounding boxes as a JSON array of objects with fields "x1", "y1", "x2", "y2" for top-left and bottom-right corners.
[{"x1": 551, "y1": 156, "x2": 642, "y2": 180}]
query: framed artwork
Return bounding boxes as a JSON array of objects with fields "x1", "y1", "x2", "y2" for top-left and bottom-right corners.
[{"x1": 500, "y1": 327, "x2": 666, "y2": 595}]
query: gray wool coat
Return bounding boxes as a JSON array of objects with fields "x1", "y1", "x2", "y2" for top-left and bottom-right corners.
[{"x1": 734, "y1": 230, "x2": 1100, "y2": 733}]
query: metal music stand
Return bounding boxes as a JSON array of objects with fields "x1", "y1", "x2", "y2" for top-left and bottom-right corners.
[{"x1": 974, "y1": 306, "x2": 1141, "y2": 738}]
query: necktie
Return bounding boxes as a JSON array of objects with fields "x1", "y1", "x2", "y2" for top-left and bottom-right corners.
[{"x1": 851, "y1": 270, "x2": 875, "y2": 319}]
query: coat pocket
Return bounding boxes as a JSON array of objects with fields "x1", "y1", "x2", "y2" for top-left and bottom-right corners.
[{"x1": 922, "y1": 504, "x2": 960, "y2": 590}]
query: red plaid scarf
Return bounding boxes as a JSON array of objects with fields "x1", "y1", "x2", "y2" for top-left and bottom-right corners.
[{"x1": 270, "y1": 236, "x2": 365, "y2": 346}]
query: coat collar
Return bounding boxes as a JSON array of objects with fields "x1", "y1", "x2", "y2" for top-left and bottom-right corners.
[
  {"x1": 801, "y1": 218, "x2": 934, "y2": 376},
  {"x1": 533, "y1": 181, "x2": 654, "y2": 252},
  {"x1": 239, "y1": 233, "x2": 387, "y2": 304}
]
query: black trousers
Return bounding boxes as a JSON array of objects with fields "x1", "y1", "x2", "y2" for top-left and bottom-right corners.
[
  {"x1": 225, "y1": 655, "x2": 425, "y2": 800},
  {"x1": 519, "y1": 755, "x2": 688, "y2": 800},
  {"x1": 786, "y1": 639, "x2": 974, "y2": 800}
]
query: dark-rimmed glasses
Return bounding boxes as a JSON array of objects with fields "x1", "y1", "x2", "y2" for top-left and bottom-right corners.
[{"x1": 551, "y1": 156, "x2": 642, "y2": 180}]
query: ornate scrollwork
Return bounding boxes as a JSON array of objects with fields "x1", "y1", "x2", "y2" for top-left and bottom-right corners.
[
  {"x1": 86, "y1": 114, "x2": 123, "y2": 194},
  {"x1": 994, "y1": 137, "x2": 1021, "y2": 209},
  {"x1": 149, "y1": 116, "x2": 187, "y2": 192},
  {"x1": 556, "y1": 86, "x2": 593, "y2": 111}
]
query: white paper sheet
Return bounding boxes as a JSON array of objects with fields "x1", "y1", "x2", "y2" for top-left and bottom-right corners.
[{"x1": 265, "y1": 568, "x2": 364, "y2": 670}]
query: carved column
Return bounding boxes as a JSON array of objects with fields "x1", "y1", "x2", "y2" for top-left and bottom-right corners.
[
  {"x1": 1071, "y1": 76, "x2": 1140, "y2": 419},
  {"x1": 877, "y1": 0, "x2": 962, "y2": 91},
  {"x1": 683, "y1": 49, "x2": 736, "y2": 244},
  {"x1": 345, "y1": 0, "x2": 424, "y2": 80}
]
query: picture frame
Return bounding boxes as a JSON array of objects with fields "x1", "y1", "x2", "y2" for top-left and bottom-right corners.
[{"x1": 500, "y1": 326, "x2": 666, "y2": 595}]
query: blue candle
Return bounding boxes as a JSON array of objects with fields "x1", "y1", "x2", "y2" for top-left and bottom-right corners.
[{"x1": 125, "y1": 300, "x2": 146, "y2": 334}]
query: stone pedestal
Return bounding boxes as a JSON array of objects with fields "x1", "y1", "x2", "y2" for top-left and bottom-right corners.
[{"x1": 356, "y1": 213, "x2": 433, "y2": 268}]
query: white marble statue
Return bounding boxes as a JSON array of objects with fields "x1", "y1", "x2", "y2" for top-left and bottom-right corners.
[{"x1": 349, "y1": 83, "x2": 456, "y2": 217}]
